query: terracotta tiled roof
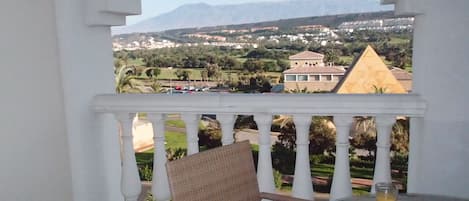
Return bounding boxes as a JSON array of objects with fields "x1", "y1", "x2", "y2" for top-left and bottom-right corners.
[
  {"x1": 289, "y1": 51, "x2": 324, "y2": 60},
  {"x1": 391, "y1": 67, "x2": 413, "y2": 80},
  {"x1": 283, "y1": 66, "x2": 346, "y2": 74}
]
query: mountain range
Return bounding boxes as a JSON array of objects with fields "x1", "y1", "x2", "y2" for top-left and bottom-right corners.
[{"x1": 112, "y1": 0, "x2": 393, "y2": 35}]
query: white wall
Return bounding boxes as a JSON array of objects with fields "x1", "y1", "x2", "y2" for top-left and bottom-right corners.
[
  {"x1": 53, "y1": 0, "x2": 133, "y2": 200},
  {"x1": 0, "y1": 1, "x2": 73, "y2": 201},
  {"x1": 405, "y1": 0, "x2": 469, "y2": 198}
]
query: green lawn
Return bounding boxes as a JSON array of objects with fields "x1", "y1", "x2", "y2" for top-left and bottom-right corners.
[
  {"x1": 389, "y1": 37, "x2": 410, "y2": 45},
  {"x1": 339, "y1": 55, "x2": 392, "y2": 66},
  {"x1": 166, "y1": 120, "x2": 186, "y2": 128},
  {"x1": 165, "y1": 131, "x2": 187, "y2": 149},
  {"x1": 339, "y1": 56, "x2": 355, "y2": 65},
  {"x1": 128, "y1": 58, "x2": 145, "y2": 66},
  {"x1": 137, "y1": 131, "x2": 187, "y2": 155},
  {"x1": 155, "y1": 67, "x2": 282, "y2": 82},
  {"x1": 235, "y1": 58, "x2": 278, "y2": 63}
]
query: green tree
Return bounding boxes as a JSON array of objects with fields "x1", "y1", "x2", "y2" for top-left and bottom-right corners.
[
  {"x1": 114, "y1": 59, "x2": 124, "y2": 72},
  {"x1": 175, "y1": 69, "x2": 191, "y2": 81},
  {"x1": 350, "y1": 116, "x2": 377, "y2": 158},
  {"x1": 276, "y1": 116, "x2": 336, "y2": 155},
  {"x1": 246, "y1": 48, "x2": 274, "y2": 59},
  {"x1": 143, "y1": 67, "x2": 161, "y2": 78},
  {"x1": 276, "y1": 59, "x2": 290, "y2": 72},
  {"x1": 200, "y1": 70, "x2": 208, "y2": 81},
  {"x1": 182, "y1": 56, "x2": 200, "y2": 68},
  {"x1": 219, "y1": 56, "x2": 241, "y2": 70},
  {"x1": 204, "y1": 64, "x2": 222, "y2": 81},
  {"x1": 351, "y1": 117, "x2": 410, "y2": 157},
  {"x1": 243, "y1": 59, "x2": 264, "y2": 73},
  {"x1": 115, "y1": 66, "x2": 142, "y2": 93},
  {"x1": 324, "y1": 49, "x2": 340, "y2": 64},
  {"x1": 391, "y1": 49, "x2": 409, "y2": 69}
]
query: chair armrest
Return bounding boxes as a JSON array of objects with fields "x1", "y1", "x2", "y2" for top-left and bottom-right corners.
[{"x1": 259, "y1": 192, "x2": 312, "y2": 201}]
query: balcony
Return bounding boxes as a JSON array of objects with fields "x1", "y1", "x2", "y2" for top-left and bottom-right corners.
[
  {"x1": 92, "y1": 93, "x2": 426, "y2": 201},
  {"x1": 4, "y1": 0, "x2": 469, "y2": 200}
]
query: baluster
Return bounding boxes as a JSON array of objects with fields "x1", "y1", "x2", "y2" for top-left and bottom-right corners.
[
  {"x1": 182, "y1": 114, "x2": 200, "y2": 155},
  {"x1": 371, "y1": 116, "x2": 395, "y2": 193},
  {"x1": 115, "y1": 113, "x2": 141, "y2": 201},
  {"x1": 218, "y1": 114, "x2": 236, "y2": 145},
  {"x1": 147, "y1": 114, "x2": 170, "y2": 201},
  {"x1": 292, "y1": 115, "x2": 314, "y2": 200},
  {"x1": 330, "y1": 116, "x2": 353, "y2": 201},
  {"x1": 254, "y1": 114, "x2": 276, "y2": 194}
]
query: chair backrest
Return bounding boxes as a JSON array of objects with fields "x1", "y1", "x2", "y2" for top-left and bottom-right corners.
[{"x1": 166, "y1": 141, "x2": 260, "y2": 201}]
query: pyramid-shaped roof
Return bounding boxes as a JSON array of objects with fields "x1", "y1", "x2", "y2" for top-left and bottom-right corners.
[
  {"x1": 289, "y1": 51, "x2": 324, "y2": 60},
  {"x1": 334, "y1": 45, "x2": 407, "y2": 94}
]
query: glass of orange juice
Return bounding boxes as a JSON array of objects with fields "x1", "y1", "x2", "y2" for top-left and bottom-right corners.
[{"x1": 375, "y1": 182, "x2": 398, "y2": 201}]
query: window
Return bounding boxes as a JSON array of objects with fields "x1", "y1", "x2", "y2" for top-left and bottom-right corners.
[
  {"x1": 323, "y1": 75, "x2": 332, "y2": 81},
  {"x1": 298, "y1": 75, "x2": 308, "y2": 81},
  {"x1": 285, "y1": 75, "x2": 296, "y2": 81},
  {"x1": 310, "y1": 75, "x2": 320, "y2": 81},
  {"x1": 332, "y1": 75, "x2": 342, "y2": 81}
]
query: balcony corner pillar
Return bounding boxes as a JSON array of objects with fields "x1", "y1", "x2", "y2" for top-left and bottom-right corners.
[{"x1": 85, "y1": 0, "x2": 142, "y2": 26}]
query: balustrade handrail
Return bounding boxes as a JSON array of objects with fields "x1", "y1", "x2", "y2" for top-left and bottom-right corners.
[{"x1": 91, "y1": 93, "x2": 426, "y2": 117}]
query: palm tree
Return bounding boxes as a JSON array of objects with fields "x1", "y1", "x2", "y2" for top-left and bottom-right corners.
[{"x1": 115, "y1": 66, "x2": 163, "y2": 93}]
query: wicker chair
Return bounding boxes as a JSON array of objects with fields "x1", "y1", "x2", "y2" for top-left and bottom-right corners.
[{"x1": 166, "y1": 141, "x2": 311, "y2": 201}]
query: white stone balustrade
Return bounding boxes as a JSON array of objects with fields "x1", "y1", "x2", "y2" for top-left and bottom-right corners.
[
  {"x1": 292, "y1": 115, "x2": 315, "y2": 200},
  {"x1": 182, "y1": 114, "x2": 200, "y2": 155},
  {"x1": 371, "y1": 116, "x2": 397, "y2": 194},
  {"x1": 218, "y1": 114, "x2": 236, "y2": 145},
  {"x1": 147, "y1": 114, "x2": 170, "y2": 201},
  {"x1": 92, "y1": 94, "x2": 425, "y2": 201},
  {"x1": 255, "y1": 113, "x2": 276, "y2": 195},
  {"x1": 330, "y1": 116, "x2": 354, "y2": 201},
  {"x1": 115, "y1": 113, "x2": 141, "y2": 201}
]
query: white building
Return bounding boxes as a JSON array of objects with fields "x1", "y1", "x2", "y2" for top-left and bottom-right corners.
[{"x1": 1, "y1": 0, "x2": 469, "y2": 201}]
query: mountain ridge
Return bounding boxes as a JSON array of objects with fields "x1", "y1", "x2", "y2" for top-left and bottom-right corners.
[{"x1": 113, "y1": 0, "x2": 393, "y2": 34}]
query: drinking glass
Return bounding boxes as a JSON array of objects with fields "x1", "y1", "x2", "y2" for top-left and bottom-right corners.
[{"x1": 375, "y1": 182, "x2": 398, "y2": 201}]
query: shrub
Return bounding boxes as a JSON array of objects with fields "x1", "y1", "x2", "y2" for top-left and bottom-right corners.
[
  {"x1": 139, "y1": 165, "x2": 153, "y2": 181},
  {"x1": 166, "y1": 148, "x2": 187, "y2": 161},
  {"x1": 310, "y1": 154, "x2": 335, "y2": 165},
  {"x1": 234, "y1": 115, "x2": 258, "y2": 130},
  {"x1": 137, "y1": 148, "x2": 187, "y2": 181},
  {"x1": 272, "y1": 143, "x2": 296, "y2": 175},
  {"x1": 144, "y1": 193, "x2": 154, "y2": 201},
  {"x1": 277, "y1": 116, "x2": 336, "y2": 155},
  {"x1": 391, "y1": 153, "x2": 408, "y2": 176},
  {"x1": 273, "y1": 170, "x2": 283, "y2": 189},
  {"x1": 350, "y1": 158, "x2": 374, "y2": 169},
  {"x1": 391, "y1": 153, "x2": 408, "y2": 167},
  {"x1": 198, "y1": 125, "x2": 222, "y2": 149}
]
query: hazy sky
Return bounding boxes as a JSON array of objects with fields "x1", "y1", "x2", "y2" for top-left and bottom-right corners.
[{"x1": 126, "y1": 0, "x2": 284, "y2": 25}]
